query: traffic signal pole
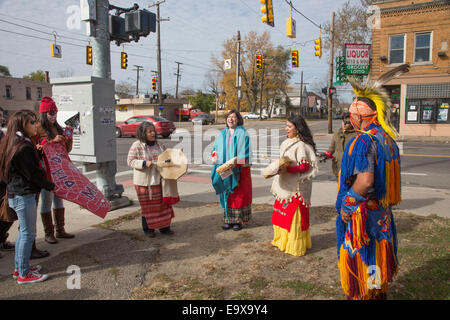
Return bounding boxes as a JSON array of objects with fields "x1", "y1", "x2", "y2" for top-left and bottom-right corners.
[
  {"x1": 327, "y1": 12, "x2": 335, "y2": 134},
  {"x1": 91, "y1": 0, "x2": 128, "y2": 207}
]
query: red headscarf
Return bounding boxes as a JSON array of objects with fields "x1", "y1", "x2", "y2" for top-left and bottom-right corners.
[{"x1": 39, "y1": 96, "x2": 58, "y2": 114}]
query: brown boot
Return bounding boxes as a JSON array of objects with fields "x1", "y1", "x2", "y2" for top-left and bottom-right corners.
[
  {"x1": 41, "y1": 212, "x2": 57, "y2": 244},
  {"x1": 53, "y1": 208, "x2": 75, "y2": 239}
]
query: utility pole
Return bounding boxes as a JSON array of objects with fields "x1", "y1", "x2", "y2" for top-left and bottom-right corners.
[
  {"x1": 327, "y1": 12, "x2": 335, "y2": 134},
  {"x1": 149, "y1": 0, "x2": 169, "y2": 108},
  {"x1": 236, "y1": 30, "x2": 241, "y2": 112},
  {"x1": 299, "y1": 70, "x2": 303, "y2": 116},
  {"x1": 133, "y1": 65, "x2": 143, "y2": 96},
  {"x1": 174, "y1": 61, "x2": 182, "y2": 99},
  {"x1": 259, "y1": 62, "x2": 265, "y2": 118}
]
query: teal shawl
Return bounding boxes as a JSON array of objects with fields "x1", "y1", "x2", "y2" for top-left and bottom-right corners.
[{"x1": 211, "y1": 126, "x2": 251, "y2": 217}]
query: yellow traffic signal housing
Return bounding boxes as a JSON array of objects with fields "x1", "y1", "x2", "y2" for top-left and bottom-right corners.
[
  {"x1": 260, "y1": 0, "x2": 274, "y2": 27},
  {"x1": 314, "y1": 38, "x2": 322, "y2": 58},
  {"x1": 152, "y1": 78, "x2": 157, "y2": 91},
  {"x1": 255, "y1": 53, "x2": 263, "y2": 70},
  {"x1": 86, "y1": 45, "x2": 93, "y2": 65},
  {"x1": 121, "y1": 52, "x2": 128, "y2": 69},
  {"x1": 291, "y1": 50, "x2": 299, "y2": 68}
]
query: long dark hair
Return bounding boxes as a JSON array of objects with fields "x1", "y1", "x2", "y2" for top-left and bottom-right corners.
[
  {"x1": 40, "y1": 112, "x2": 63, "y2": 140},
  {"x1": 287, "y1": 115, "x2": 316, "y2": 152},
  {"x1": 0, "y1": 110, "x2": 39, "y2": 181},
  {"x1": 136, "y1": 121, "x2": 156, "y2": 143}
]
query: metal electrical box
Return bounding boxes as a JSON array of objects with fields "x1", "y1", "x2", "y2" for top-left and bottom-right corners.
[{"x1": 51, "y1": 76, "x2": 116, "y2": 163}]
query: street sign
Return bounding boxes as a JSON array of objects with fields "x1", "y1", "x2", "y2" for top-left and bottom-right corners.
[
  {"x1": 224, "y1": 59, "x2": 232, "y2": 70},
  {"x1": 333, "y1": 82, "x2": 344, "y2": 86},
  {"x1": 336, "y1": 56, "x2": 347, "y2": 82},
  {"x1": 158, "y1": 104, "x2": 164, "y2": 111},
  {"x1": 345, "y1": 44, "x2": 371, "y2": 75},
  {"x1": 51, "y1": 44, "x2": 62, "y2": 58}
]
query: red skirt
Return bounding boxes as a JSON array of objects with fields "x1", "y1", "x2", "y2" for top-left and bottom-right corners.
[
  {"x1": 135, "y1": 184, "x2": 174, "y2": 230},
  {"x1": 272, "y1": 196, "x2": 309, "y2": 232},
  {"x1": 228, "y1": 166, "x2": 252, "y2": 209}
]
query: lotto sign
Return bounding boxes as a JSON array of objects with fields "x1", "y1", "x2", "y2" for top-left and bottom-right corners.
[
  {"x1": 43, "y1": 142, "x2": 111, "y2": 218},
  {"x1": 345, "y1": 44, "x2": 371, "y2": 75}
]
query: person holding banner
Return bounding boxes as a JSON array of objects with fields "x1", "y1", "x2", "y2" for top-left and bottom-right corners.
[
  {"x1": 127, "y1": 121, "x2": 175, "y2": 237},
  {"x1": 36, "y1": 97, "x2": 74, "y2": 244},
  {"x1": 211, "y1": 110, "x2": 252, "y2": 231},
  {"x1": 270, "y1": 115, "x2": 318, "y2": 257},
  {"x1": 0, "y1": 110, "x2": 54, "y2": 284}
]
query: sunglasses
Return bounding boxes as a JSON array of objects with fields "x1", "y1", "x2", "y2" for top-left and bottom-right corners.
[{"x1": 48, "y1": 110, "x2": 57, "y2": 116}]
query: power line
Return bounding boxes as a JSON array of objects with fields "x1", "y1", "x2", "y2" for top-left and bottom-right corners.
[{"x1": 283, "y1": 0, "x2": 321, "y2": 29}]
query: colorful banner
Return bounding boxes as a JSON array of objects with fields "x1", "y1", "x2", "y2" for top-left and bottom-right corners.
[{"x1": 42, "y1": 142, "x2": 110, "y2": 219}]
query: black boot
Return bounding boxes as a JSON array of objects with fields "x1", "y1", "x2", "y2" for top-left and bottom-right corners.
[{"x1": 30, "y1": 240, "x2": 50, "y2": 259}]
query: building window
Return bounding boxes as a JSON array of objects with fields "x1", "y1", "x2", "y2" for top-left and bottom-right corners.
[
  {"x1": 26, "y1": 87, "x2": 32, "y2": 100},
  {"x1": 406, "y1": 99, "x2": 450, "y2": 124},
  {"x1": 37, "y1": 87, "x2": 42, "y2": 100},
  {"x1": 389, "y1": 34, "x2": 405, "y2": 64},
  {"x1": 414, "y1": 32, "x2": 431, "y2": 63},
  {"x1": 5, "y1": 86, "x2": 12, "y2": 99}
]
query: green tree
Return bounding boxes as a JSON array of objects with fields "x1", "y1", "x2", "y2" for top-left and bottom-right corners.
[
  {"x1": 0, "y1": 65, "x2": 11, "y2": 77},
  {"x1": 23, "y1": 70, "x2": 46, "y2": 82},
  {"x1": 188, "y1": 90, "x2": 215, "y2": 113}
]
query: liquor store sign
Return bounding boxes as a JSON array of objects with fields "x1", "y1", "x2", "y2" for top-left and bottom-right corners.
[{"x1": 345, "y1": 44, "x2": 371, "y2": 75}]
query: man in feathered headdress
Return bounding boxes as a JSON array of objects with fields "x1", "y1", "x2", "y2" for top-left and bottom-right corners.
[{"x1": 335, "y1": 64, "x2": 409, "y2": 300}]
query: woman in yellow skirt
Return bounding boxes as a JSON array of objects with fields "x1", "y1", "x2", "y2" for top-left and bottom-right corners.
[{"x1": 270, "y1": 115, "x2": 318, "y2": 256}]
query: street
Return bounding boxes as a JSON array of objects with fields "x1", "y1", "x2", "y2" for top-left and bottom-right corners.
[{"x1": 80, "y1": 119, "x2": 450, "y2": 191}]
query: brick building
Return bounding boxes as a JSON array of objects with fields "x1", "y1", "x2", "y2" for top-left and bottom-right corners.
[
  {"x1": 371, "y1": 0, "x2": 450, "y2": 138},
  {"x1": 0, "y1": 76, "x2": 52, "y2": 119}
]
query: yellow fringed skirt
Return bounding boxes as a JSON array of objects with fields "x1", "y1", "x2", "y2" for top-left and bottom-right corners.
[{"x1": 272, "y1": 206, "x2": 311, "y2": 257}]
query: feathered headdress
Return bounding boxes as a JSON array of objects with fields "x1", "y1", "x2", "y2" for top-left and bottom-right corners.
[{"x1": 348, "y1": 63, "x2": 410, "y2": 140}]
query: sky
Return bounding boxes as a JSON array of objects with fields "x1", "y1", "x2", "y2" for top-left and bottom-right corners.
[{"x1": 0, "y1": 0, "x2": 355, "y2": 102}]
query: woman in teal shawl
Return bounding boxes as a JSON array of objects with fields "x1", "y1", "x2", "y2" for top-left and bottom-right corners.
[{"x1": 211, "y1": 110, "x2": 252, "y2": 231}]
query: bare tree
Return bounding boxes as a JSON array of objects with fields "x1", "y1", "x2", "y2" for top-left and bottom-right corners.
[
  {"x1": 57, "y1": 68, "x2": 75, "y2": 78},
  {"x1": 322, "y1": 0, "x2": 373, "y2": 56}
]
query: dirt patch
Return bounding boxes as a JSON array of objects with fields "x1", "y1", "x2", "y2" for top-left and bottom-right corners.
[{"x1": 96, "y1": 202, "x2": 450, "y2": 300}]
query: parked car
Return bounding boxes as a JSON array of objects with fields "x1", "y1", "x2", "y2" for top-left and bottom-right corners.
[
  {"x1": 174, "y1": 107, "x2": 204, "y2": 121},
  {"x1": 192, "y1": 113, "x2": 215, "y2": 125},
  {"x1": 115, "y1": 115, "x2": 176, "y2": 138},
  {"x1": 244, "y1": 113, "x2": 267, "y2": 120}
]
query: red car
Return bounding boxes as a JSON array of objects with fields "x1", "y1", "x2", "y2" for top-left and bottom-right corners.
[{"x1": 115, "y1": 115, "x2": 176, "y2": 138}]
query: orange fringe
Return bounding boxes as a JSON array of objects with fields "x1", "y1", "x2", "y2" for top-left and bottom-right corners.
[
  {"x1": 338, "y1": 238, "x2": 398, "y2": 300},
  {"x1": 381, "y1": 159, "x2": 401, "y2": 208}
]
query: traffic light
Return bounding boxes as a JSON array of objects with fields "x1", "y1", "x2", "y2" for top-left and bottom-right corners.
[
  {"x1": 86, "y1": 45, "x2": 92, "y2": 65},
  {"x1": 329, "y1": 87, "x2": 336, "y2": 95},
  {"x1": 121, "y1": 52, "x2": 128, "y2": 69},
  {"x1": 291, "y1": 50, "x2": 299, "y2": 68},
  {"x1": 260, "y1": 0, "x2": 274, "y2": 27},
  {"x1": 152, "y1": 78, "x2": 157, "y2": 91},
  {"x1": 314, "y1": 37, "x2": 322, "y2": 58},
  {"x1": 255, "y1": 53, "x2": 263, "y2": 70}
]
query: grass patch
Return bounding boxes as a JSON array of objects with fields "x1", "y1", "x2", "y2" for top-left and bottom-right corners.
[
  {"x1": 94, "y1": 210, "x2": 141, "y2": 230},
  {"x1": 231, "y1": 290, "x2": 250, "y2": 300},
  {"x1": 132, "y1": 276, "x2": 224, "y2": 300}
]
